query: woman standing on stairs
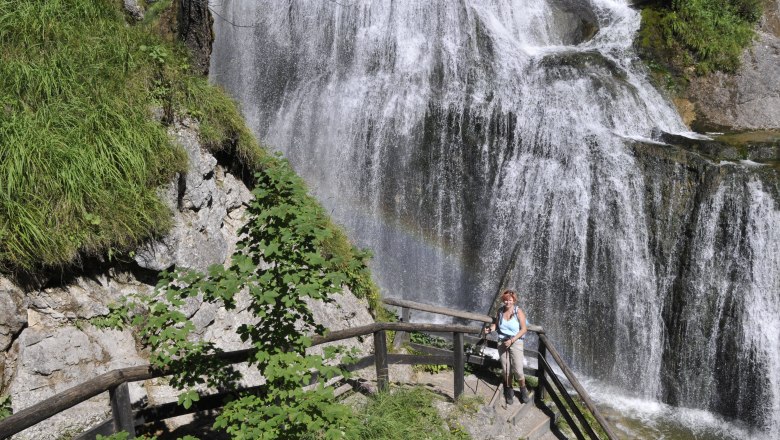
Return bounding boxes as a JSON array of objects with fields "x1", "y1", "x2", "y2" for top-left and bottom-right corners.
[{"x1": 486, "y1": 289, "x2": 530, "y2": 405}]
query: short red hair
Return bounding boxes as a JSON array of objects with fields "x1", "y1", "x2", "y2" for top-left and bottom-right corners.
[{"x1": 501, "y1": 289, "x2": 518, "y2": 302}]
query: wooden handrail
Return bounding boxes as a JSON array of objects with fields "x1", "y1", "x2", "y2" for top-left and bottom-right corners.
[
  {"x1": 0, "y1": 366, "x2": 158, "y2": 439},
  {"x1": 382, "y1": 297, "x2": 545, "y2": 333},
  {"x1": 539, "y1": 334, "x2": 618, "y2": 440},
  {"x1": 0, "y1": 321, "x2": 482, "y2": 439},
  {"x1": 384, "y1": 298, "x2": 617, "y2": 440},
  {"x1": 1, "y1": 298, "x2": 618, "y2": 440}
]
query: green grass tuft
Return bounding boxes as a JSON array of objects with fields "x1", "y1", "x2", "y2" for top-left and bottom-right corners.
[{"x1": 355, "y1": 387, "x2": 470, "y2": 439}]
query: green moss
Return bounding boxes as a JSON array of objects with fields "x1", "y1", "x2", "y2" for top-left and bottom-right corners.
[{"x1": 638, "y1": 0, "x2": 762, "y2": 77}]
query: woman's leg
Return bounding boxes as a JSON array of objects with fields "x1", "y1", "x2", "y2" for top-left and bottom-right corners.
[{"x1": 509, "y1": 340, "x2": 530, "y2": 402}]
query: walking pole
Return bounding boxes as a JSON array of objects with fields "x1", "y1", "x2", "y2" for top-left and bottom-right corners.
[{"x1": 504, "y1": 342, "x2": 511, "y2": 401}]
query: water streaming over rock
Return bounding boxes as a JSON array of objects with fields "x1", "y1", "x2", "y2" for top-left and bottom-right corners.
[{"x1": 210, "y1": 0, "x2": 780, "y2": 435}]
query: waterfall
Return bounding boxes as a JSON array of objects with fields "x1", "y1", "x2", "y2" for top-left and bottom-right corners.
[{"x1": 210, "y1": 0, "x2": 780, "y2": 436}]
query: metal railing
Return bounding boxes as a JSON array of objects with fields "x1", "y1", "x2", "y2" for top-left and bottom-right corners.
[{"x1": 383, "y1": 297, "x2": 618, "y2": 440}]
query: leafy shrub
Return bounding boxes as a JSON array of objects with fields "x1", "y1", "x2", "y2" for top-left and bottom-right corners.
[
  {"x1": 131, "y1": 155, "x2": 381, "y2": 439},
  {"x1": 0, "y1": 394, "x2": 11, "y2": 420}
]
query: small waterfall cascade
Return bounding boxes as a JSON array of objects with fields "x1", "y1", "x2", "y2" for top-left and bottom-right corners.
[{"x1": 210, "y1": 0, "x2": 780, "y2": 436}]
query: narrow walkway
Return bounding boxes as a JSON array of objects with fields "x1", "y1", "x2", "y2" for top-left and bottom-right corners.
[{"x1": 407, "y1": 371, "x2": 560, "y2": 440}]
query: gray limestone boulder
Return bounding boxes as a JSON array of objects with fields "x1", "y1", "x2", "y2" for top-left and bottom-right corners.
[
  {"x1": 134, "y1": 118, "x2": 253, "y2": 272},
  {"x1": 6, "y1": 311, "x2": 147, "y2": 440},
  {"x1": 0, "y1": 278, "x2": 26, "y2": 352}
]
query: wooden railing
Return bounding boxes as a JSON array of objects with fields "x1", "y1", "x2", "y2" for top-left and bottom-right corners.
[
  {"x1": 0, "y1": 322, "x2": 481, "y2": 440},
  {"x1": 383, "y1": 297, "x2": 618, "y2": 440},
  {"x1": 1, "y1": 300, "x2": 618, "y2": 440}
]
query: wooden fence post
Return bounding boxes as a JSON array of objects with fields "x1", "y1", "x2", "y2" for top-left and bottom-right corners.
[
  {"x1": 453, "y1": 332, "x2": 464, "y2": 399},
  {"x1": 109, "y1": 382, "x2": 135, "y2": 437},
  {"x1": 536, "y1": 341, "x2": 547, "y2": 403},
  {"x1": 374, "y1": 330, "x2": 389, "y2": 392}
]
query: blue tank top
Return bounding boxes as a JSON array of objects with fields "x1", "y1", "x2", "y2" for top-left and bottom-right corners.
[{"x1": 498, "y1": 306, "x2": 521, "y2": 339}]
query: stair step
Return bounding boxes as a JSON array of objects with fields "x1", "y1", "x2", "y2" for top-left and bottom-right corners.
[
  {"x1": 519, "y1": 409, "x2": 552, "y2": 440},
  {"x1": 508, "y1": 391, "x2": 536, "y2": 423}
]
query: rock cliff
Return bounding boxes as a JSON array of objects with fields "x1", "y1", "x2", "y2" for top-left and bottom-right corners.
[{"x1": 0, "y1": 119, "x2": 375, "y2": 439}]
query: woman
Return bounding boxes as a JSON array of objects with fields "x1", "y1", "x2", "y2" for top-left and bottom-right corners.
[{"x1": 486, "y1": 289, "x2": 530, "y2": 405}]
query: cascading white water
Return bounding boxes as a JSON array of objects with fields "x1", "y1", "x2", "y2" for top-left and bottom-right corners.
[{"x1": 210, "y1": 0, "x2": 780, "y2": 436}]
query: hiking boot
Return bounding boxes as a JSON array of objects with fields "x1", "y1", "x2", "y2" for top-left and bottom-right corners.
[
  {"x1": 520, "y1": 386, "x2": 530, "y2": 404},
  {"x1": 504, "y1": 386, "x2": 514, "y2": 405}
]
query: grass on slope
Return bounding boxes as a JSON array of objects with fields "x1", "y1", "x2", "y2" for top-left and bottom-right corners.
[
  {"x1": 0, "y1": 0, "x2": 257, "y2": 274},
  {"x1": 0, "y1": 0, "x2": 383, "y2": 314}
]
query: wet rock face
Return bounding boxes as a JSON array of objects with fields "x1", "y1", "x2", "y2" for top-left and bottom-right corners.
[
  {"x1": 631, "y1": 134, "x2": 780, "y2": 428},
  {"x1": 177, "y1": 0, "x2": 214, "y2": 75},
  {"x1": 548, "y1": 0, "x2": 600, "y2": 44},
  {"x1": 686, "y1": 3, "x2": 780, "y2": 130}
]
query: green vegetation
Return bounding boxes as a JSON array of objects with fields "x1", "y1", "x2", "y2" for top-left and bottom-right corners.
[
  {"x1": 408, "y1": 332, "x2": 451, "y2": 373},
  {"x1": 355, "y1": 387, "x2": 470, "y2": 440},
  {"x1": 0, "y1": 394, "x2": 10, "y2": 419},
  {"x1": 0, "y1": 0, "x2": 184, "y2": 272},
  {"x1": 638, "y1": 0, "x2": 762, "y2": 76},
  {"x1": 0, "y1": 0, "x2": 383, "y2": 314},
  {"x1": 123, "y1": 157, "x2": 386, "y2": 438}
]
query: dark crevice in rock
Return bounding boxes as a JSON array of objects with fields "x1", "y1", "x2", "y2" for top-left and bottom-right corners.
[{"x1": 177, "y1": 172, "x2": 187, "y2": 211}]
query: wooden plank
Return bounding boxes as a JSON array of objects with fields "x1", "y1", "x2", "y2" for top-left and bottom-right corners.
[
  {"x1": 386, "y1": 354, "x2": 452, "y2": 366},
  {"x1": 453, "y1": 332, "x2": 464, "y2": 399},
  {"x1": 0, "y1": 365, "x2": 156, "y2": 439},
  {"x1": 313, "y1": 322, "x2": 482, "y2": 346},
  {"x1": 383, "y1": 298, "x2": 493, "y2": 323},
  {"x1": 72, "y1": 419, "x2": 113, "y2": 440},
  {"x1": 538, "y1": 334, "x2": 618, "y2": 440},
  {"x1": 543, "y1": 380, "x2": 586, "y2": 440},
  {"x1": 393, "y1": 307, "x2": 411, "y2": 349},
  {"x1": 536, "y1": 342, "x2": 548, "y2": 403}
]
